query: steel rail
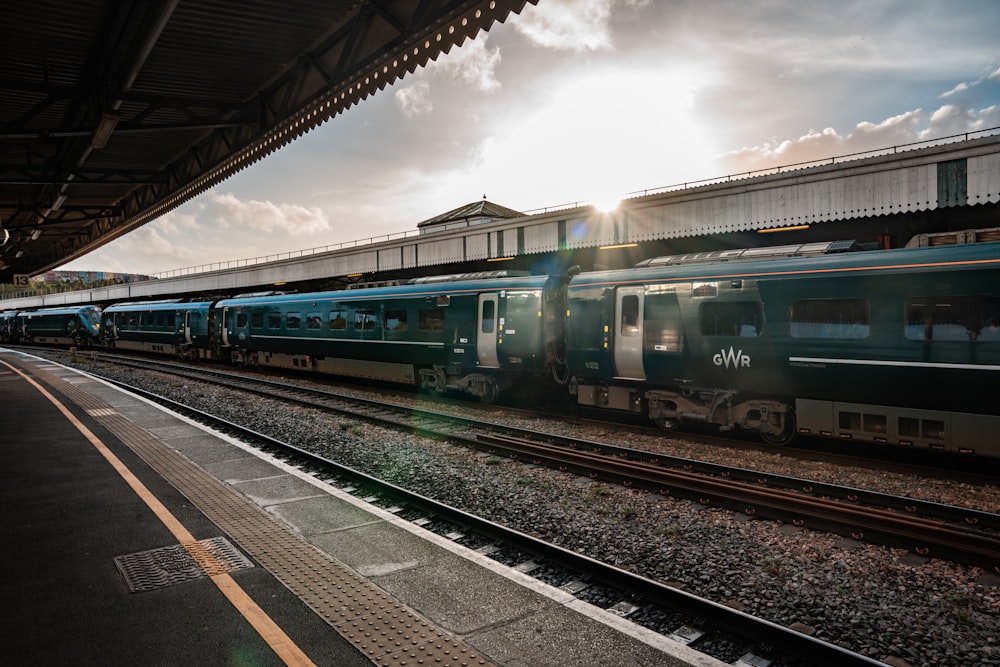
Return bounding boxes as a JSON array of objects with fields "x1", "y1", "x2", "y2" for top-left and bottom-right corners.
[
  {"x1": 477, "y1": 433, "x2": 1000, "y2": 573},
  {"x1": 93, "y1": 375, "x2": 885, "y2": 667}
]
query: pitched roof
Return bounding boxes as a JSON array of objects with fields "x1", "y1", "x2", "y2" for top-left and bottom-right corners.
[{"x1": 416, "y1": 199, "x2": 525, "y2": 228}]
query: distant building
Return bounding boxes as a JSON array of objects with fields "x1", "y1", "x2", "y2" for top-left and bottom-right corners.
[
  {"x1": 35, "y1": 270, "x2": 153, "y2": 285},
  {"x1": 416, "y1": 198, "x2": 524, "y2": 234}
]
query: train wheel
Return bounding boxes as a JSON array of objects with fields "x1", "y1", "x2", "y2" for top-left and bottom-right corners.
[
  {"x1": 760, "y1": 410, "x2": 796, "y2": 446},
  {"x1": 654, "y1": 416, "x2": 681, "y2": 431},
  {"x1": 479, "y1": 377, "x2": 499, "y2": 405}
]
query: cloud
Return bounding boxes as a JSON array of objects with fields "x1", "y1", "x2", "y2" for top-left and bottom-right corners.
[
  {"x1": 513, "y1": 0, "x2": 620, "y2": 52},
  {"x1": 941, "y1": 82, "x2": 969, "y2": 98},
  {"x1": 393, "y1": 35, "x2": 501, "y2": 117},
  {"x1": 199, "y1": 190, "x2": 330, "y2": 235},
  {"x1": 722, "y1": 98, "x2": 1000, "y2": 175},
  {"x1": 428, "y1": 36, "x2": 502, "y2": 92},
  {"x1": 395, "y1": 80, "x2": 433, "y2": 117}
]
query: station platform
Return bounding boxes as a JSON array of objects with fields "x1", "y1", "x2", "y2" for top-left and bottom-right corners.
[{"x1": 0, "y1": 347, "x2": 721, "y2": 667}]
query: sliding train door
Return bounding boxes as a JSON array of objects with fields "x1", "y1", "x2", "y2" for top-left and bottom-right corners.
[
  {"x1": 613, "y1": 286, "x2": 646, "y2": 380},
  {"x1": 476, "y1": 293, "x2": 500, "y2": 368}
]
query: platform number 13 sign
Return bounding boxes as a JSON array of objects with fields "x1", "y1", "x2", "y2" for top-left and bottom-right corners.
[{"x1": 13, "y1": 274, "x2": 29, "y2": 287}]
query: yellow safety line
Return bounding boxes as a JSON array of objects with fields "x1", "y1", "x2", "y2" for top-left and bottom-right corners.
[{"x1": 1, "y1": 360, "x2": 316, "y2": 667}]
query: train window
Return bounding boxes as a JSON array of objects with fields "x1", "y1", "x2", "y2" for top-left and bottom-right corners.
[
  {"x1": 898, "y1": 417, "x2": 920, "y2": 438},
  {"x1": 923, "y1": 419, "x2": 945, "y2": 440},
  {"x1": 155, "y1": 314, "x2": 164, "y2": 327},
  {"x1": 839, "y1": 411, "x2": 861, "y2": 431},
  {"x1": 905, "y1": 296, "x2": 980, "y2": 341},
  {"x1": 481, "y1": 301, "x2": 495, "y2": 334},
  {"x1": 251, "y1": 311, "x2": 264, "y2": 329},
  {"x1": 700, "y1": 302, "x2": 762, "y2": 336},
  {"x1": 790, "y1": 298, "x2": 869, "y2": 339},
  {"x1": 286, "y1": 312, "x2": 301, "y2": 329},
  {"x1": 166, "y1": 313, "x2": 175, "y2": 328},
  {"x1": 384, "y1": 309, "x2": 408, "y2": 332},
  {"x1": 620, "y1": 295, "x2": 640, "y2": 337},
  {"x1": 863, "y1": 414, "x2": 887, "y2": 434},
  {"x1": 306, "y1": 312, "x2": 322, "y2": 330},
  {"x1": 418, "y1": 308, "x2": 446, "y2": 331},
  {"x1": 979, "y1": 296, "x2": 1000, "y2": 341},
  {"x1": 236, "y1": 311, "x2": 248, "y2": 328},
  {"x1": 644, "y1": 296, "x2": 683, "y2": 352},
  {"x1": 355, "y1": 310, "x2": 377, "y2": 330},
  {"x1": 267, "y1": 312, "x2": 281, "y2": 329},
  {"x1": 329, "y1": 309, "x2": 347, "y2": 330}
]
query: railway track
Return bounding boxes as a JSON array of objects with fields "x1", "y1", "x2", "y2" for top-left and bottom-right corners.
[
  {"x1": 23, "y1": 348, "x2": 1000, "y2": 664},
  {"x1": 83, "y1": 371, "x2": 883, "y2": 667},
  {"x1": 66, "y1": 351, "x2": 1000, "y2": 573}
]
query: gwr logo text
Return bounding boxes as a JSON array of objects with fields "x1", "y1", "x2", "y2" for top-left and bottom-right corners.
[{"x1": 713, "y1": 347, "x2": 751, "y2": 369}]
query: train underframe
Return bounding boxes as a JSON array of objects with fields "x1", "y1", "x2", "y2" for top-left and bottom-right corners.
[
  {"x1": 231, "y1": 348, "x2": 504, "y2": 404},
  {"x1": 571, "y1": 378, "x2": 796, "y2": 445}
]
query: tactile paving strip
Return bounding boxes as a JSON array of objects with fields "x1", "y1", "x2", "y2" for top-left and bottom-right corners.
[
  {"x1": 38, "y1": 364, "x2": 496, "y2": 667},
  {"x1": 115, "y1": 536, "x2": 254, "y2": 592}
]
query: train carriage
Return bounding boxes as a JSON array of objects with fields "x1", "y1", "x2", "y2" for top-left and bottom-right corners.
[
  {"x1": 101, "y1": 300, "x2": 217, "y2": 359},
  {"x1": 566, "y1": 240, "x2": 1000, "y2": 456},
  {"x1": 0, "y1": 310, "x2": 18, "y2": 342},
  {"x1": 215, "y1": 271, "x2": 567, "y2": 403},
  {"x1": 14, "y1": 305, "x2": 102, "y2": 347}
]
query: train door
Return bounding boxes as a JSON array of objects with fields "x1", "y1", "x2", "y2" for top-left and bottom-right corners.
[
  {"x1": 614, "y1": 287, "x2": 646, "y2": 380},
  {"x1": 221, "y1": 307, "x2": 232, "y2": 347},
  {"x1": 477, "y1": 293, "x2": 500, "y2": 368},
  {"x1": 183, "y1": 311, "x2": 193, "y2": 345}
]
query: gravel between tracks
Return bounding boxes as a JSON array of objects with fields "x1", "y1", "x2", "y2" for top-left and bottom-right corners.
[{"x1": 55, "y1": 357, "x2": 1000, "y2": 667}]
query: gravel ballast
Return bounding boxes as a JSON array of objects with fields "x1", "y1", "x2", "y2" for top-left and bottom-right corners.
[{"x1": 45, "y1": 357, "x2": 1000, "y2": 666}]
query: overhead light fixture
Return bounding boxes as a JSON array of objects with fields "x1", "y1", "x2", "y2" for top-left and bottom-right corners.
[
  {"x1": 1, "y1": 228, "x2": 8, "y2": 246},
  {"x1": 598, "y1": 243, "x2": 638, "y2": 250},
  {"x1": 91, "y1": 111, "x2": 120, "y2": 149},
  {"x1": 758, "y1": 224, "x2": 810, "y2": 234},
  {"x1": 31, "y1": 228, "x2": 42, "y2": 240},
  {"x1": 51, "y1": 194, "x2": 67, "y2": 210},
  {"x1": 15, "y1": 250, "x2": 23, "y2": 258},
  {"x1": 486, "y1": 256, "x2": 515, "y2": 262}
]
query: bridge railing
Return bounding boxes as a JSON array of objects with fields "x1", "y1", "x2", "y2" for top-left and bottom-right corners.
[{"x1": 5, "y1": 125, "x2": 999, "y2": 300}]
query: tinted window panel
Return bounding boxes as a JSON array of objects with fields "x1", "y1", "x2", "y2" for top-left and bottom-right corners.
[
  {"x1": 418, "y1": 309, "x2": 445, "y2": 331},
  {"x1": 355, "y1": 310, "x2": 376, "y2": 330},
  {"x1": 384, "y1": 309, "x2": 407, "y2": 332},
  {"x1": 481, "y1": 300, "x2": 495, "y2": 334},
  {"x1": 790, "y1": 298, "x2": 869, "y2": 339},
  {"x1": 329, "y1": 309, "x2": 347, "y2": 330},
  {"x1": 700, "y1": 302, "x2": 762, "y2": 337},
  {"x1": 905, "y1": 296, "x2": 998, "y2": 341}
]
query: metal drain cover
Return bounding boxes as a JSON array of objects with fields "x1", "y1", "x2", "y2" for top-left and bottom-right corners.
[{"x1": 115, "y1": 536, "x2": 253, "y2": 592}]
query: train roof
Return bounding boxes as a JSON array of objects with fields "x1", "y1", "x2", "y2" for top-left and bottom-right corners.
[
  {"x1": 216, "y1": 272, "x2": 553, "y2": 307},
  {"x1": 102, "y1": 300, "x2": 214, "y2": 312},
  {"x1": 17, "y1": 305, "x2": 102, "y2": 316},
  {"x1": 570, "y1": 240, "x2": 1000, "y2": 288}
]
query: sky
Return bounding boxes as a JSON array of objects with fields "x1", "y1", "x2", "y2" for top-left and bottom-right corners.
[{"x1": 60, "y1": 0, "x2": 1000, "y2": 275}]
